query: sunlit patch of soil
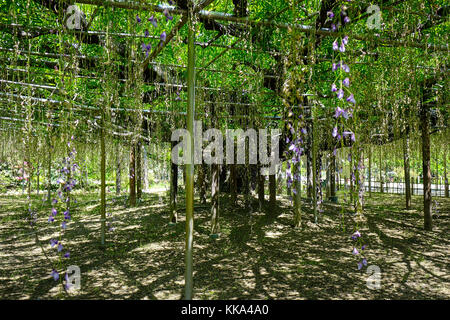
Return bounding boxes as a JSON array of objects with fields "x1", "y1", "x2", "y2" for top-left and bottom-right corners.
[{"x1": 0, "y1": 190, "x2": 448, "y2": 299}]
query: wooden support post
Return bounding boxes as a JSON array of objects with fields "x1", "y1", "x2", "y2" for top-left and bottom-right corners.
[
  {"x1": 311, "y1": 120, "x2": 317, "y2": 223},
  {"x1": 36, "y1": 163, "x2": 40, "y2": 196},
  {"x1": 184, "y1": 3, "x2": 196, "y2": 300},
  {"x1": 420, "y1": 104, "x2": 432, "y2": 231},
  {"x1": 403, "y1": 130, "x2": 411, "y2": 209},
  {"x1": 293, "y1": 159, "x2": 302, "y2": 228},
  {"x1": 269, "y1": 173, "x2": 276, "y2": 208},
  {"x1": 445, "y1": 147, "x2": 449, "y2": 198},
  {"x1": 368, "y1": 145, "x2": 372, "y2": 198},
  {"x1": 330, "y1": 151, "x2": 336, "y2": 200},
  {"x1": 210, "y1": 163, "x2": 220, "y2": 235},
  {"x1": 379, "y1": 147, "x2": 383, "y2": 193},
  {"x1": 258, "y1": 168, "x2": 265, "y2": 211},
  {"x1": 115, "y1": 142, "x2": 121, "y2": 195},
  {"x1": 198, "y1": 164, "x2": 206, "y2": 204},
  {"x1": 170, "y1": 140, "x2": 178, "y2": 223},
  {"x1": 230, "y1": 164, "x2": 237, "y2": 205},
  {"x1": 350, "y1": 151, "x2": 354, "y2": 204},
  {"x1": 143, "y1": 144, "x2": 149, "y2": 191},
  {"x1": 129, "y1": 143, "x2": 136, "y2": 207},
  {"x1": 47, "y1": 134, "x2": 52, "y2": 205},
  {"x1": 287, "y1": 163, "x2": 292, "y2": 196},
  {"x1": 100, "y1": 109, "x2": 106, "y2": 245},
  {"x1": 306, "y1": 145, "x2": 312, "y2": 199},
  {"x1": 136, "y1": 141, "x2": 142, "y2": 201},
  {"x1": 356, "y1": 149, "x2": 364, "y2": 213}
]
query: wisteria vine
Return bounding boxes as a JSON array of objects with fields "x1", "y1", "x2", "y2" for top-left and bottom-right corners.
[
  {"x1": 47, "y1": 135, "x2": 80, "y2": 289},
  {"x1": 328, "y1": 3, "x2": 368, "y2": 271}
]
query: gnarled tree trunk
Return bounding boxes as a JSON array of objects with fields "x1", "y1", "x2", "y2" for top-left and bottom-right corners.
[{"x1": 420, "y1": 104, "x2": 432, "y2": 231}]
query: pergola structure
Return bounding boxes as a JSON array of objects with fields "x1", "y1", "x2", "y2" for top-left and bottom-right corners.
[{"x1": 0, "y1": 0, "x2": 448, "y2": 299}]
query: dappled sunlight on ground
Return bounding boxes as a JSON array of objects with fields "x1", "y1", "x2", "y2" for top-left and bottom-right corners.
[{"x1": 0, "y1": 190, "x2": 448, "y2": 299}]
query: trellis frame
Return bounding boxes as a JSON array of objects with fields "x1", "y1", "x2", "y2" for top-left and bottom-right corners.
[{"x1": 0, "y1": 0, "x2": 448, "y2": 299}]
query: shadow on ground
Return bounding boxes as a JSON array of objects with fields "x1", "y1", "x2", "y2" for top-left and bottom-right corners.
[{"x1": 0, "y1": 189, "x2": 448, "y2": 299}]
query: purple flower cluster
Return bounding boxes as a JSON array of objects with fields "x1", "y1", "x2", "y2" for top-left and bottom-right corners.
[
  {"x1": 327, "y1": 4, "x2": 351, "y2": 33},
  {"x1": 48, "y1": 136, "x2": 79, "y2": 290},
  {"x1": 351, "y1": 231, "x2": 368, "y2": 270},
  {"x1": 160, "y1": 31, "x2": 167, "y2": 46},
  {"x1": 175, "y1": 86, "x2": 182, "y2": 101},
  {"x1": 149, "y1": 16, "x2": 158, "y2": 28},
  {"x1": 139, "y1": 7, "x2": 174, "y2": 58},
  {"x1": 329, "y1": 4, "x2": 368, "y2": 270},
  {"x1": 328, "y1": 5, "x2": 356, "y2": 146},
  {"x1": 27, "y1": 208, "x2": 37, "y2": 226},
  {"x1": 107, "y1": 211, "x2": 116, "y2": 232},
  {"x1": 163, "y1": 8, "x2": 173, "y2": 22},
  {"x1": 285, "y1": 114, "x2": 307, "y2": 197}
]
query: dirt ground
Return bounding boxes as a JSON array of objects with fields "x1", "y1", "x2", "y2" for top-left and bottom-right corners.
[{"x1": 0, "y1": 189, "x2": 448, "y2": 299}]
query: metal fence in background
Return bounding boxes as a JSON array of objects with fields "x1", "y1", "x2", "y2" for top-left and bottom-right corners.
[{"x1": 337, "y1": 178, "x2": 448, "y2": 197}]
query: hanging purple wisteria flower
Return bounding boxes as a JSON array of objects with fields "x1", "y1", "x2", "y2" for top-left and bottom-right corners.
[
  {"x1": 163, "y1": 8, "x2": 173, "y2": 21},
  {"x1": 332, "y1": 39, "x2": 339, "y2": 51},
  {"x1": 160, "y1": 31, "x2": 167, "y2": 46},
  {"x1": 148, "y1": 16, "x2": 158, "y2": 28},
  {"x1": 331, "y1": 83, "x2": 337, "y2": 92},
  {"x1": 351, "y1": 230, "x2": 361, "y2": 240},
  {"x1": 342, "y1": 64, "x2": 350, "y2": 73},
  {"x1": 343, "y1": 131, "x2": 355, "y2": 142},
  {"x1": 346, "y1": 94, "x2": 356, "y2": 104},
  {"x1": 332, "y1": 126, "x2": 338, "y2": 138},
  {"x1": 342, "y1": 35, "x2": 349, "y2": 45},
  {"x1": 136, "y1": 14, "x2": 141, "y2": 23},
  {"x1": 142, "y1": 43, "x2": 151, "y2": 57},
  {"x1": 63, "y1": 210, "x2": 71, "y2": 220},
  {"x1": 64, "y1": 273, "x2": 71, "y2": 290},
  {"x1": 343, "y1": 77, "x2": 350, "y2": 87},
  {"x1": 51, "y1": 269, "x2": 59, "y2": 281},
  {"x1": 335, "y1": 106, "x2": 344, "y2": 118},
  {"x1": 50, "y1": 239, "x2": 58, "y2": 247}
]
